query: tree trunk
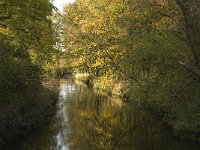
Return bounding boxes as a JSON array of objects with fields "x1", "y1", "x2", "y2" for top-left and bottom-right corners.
[{"x1": 176, "y1": 0, "x2": 200, "y2": 76}]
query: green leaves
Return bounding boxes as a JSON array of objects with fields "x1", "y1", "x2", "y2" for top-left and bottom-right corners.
[
  {"x1": 62, "y1": 0, "x2": 131, "y2": 77},
  {"x1": 61, "y1": 0, "x2": 200, "y2": 138}
]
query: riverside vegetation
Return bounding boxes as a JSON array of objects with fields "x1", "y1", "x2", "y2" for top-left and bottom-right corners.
[
  {"x1": 0, "y1": 0, "x2": 200, "y2": 147},
  {"x1": 0, "y1": 0, "x2": 60, "y2": 147},
  {"x1": 61, "y1": 0, "x2": 200, "y2": 140}
]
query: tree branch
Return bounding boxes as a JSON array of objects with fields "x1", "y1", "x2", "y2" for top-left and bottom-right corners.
[{"x1": 178, "y1": 61, "x2": 200, "y2": 78}]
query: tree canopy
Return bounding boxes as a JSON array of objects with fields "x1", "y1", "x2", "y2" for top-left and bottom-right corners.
[{"x1": 62, "y1": 0, "x2": 200, "y2": 138}]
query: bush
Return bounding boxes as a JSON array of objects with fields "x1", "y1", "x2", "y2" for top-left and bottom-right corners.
[
  {"x1": 0, "y1": 35, "x2": 58, "y2": 147},
  {"x1": 126, "y1": 34, "x2": 200, "y2": 138}
]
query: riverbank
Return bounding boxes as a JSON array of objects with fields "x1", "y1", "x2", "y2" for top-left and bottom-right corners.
[
  {"x1": 74, "y1": 73, "x2": 128, "y2": 98},
  {"x1": 73, "y1": 73, "x2": 200, "y2": 142},
  {"x1": 2, "y1": 78, "x2": 200, "y2": 150},
  {"x1": 0, "y1": 80, "x2": 59, "y2": 148}
]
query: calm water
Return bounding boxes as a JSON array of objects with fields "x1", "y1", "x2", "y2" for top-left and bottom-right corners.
[{"x1": 4, "y1": 78, "x2": 200, "y2": 150}]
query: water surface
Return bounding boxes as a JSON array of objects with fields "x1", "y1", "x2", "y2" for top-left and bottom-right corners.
[{"x1": 4, "y1": 78, "x2": 200, "y2": 150}]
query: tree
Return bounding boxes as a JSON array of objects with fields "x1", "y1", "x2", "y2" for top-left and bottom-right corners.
[
  {"x1": 62, "y1": 0, "x2": 200, "y2": 138},
  {"x1": 0, "y1": 0, "x2": 59, "y2": 145},
  {"x1": 175, "y1": 0, "x2": 200, "y2": 77}
]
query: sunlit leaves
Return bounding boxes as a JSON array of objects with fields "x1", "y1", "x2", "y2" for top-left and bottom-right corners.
[
  {"x1": 62, "y1": 0, "x2": 131, "y2": 76},
  {"x1": 63, "y1": 0, "x2": 200, "y2": 137}
]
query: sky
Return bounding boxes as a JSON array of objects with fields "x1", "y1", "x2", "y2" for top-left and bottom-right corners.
[{"x1": 53, "y1": 0, "x2": 76, "y2": 11}]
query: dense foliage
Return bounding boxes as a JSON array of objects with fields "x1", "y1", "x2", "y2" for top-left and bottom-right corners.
[
  {"x1": 62, "y1": 0, "x2": 200, "y2": 139},
  {"x1": 0, "y1": 0, "x2": 59, "y2": 146}
]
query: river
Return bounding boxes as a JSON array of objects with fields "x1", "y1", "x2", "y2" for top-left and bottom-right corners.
[{"x1": 3, "y1": 78, "x2": 200, "y2": 150}]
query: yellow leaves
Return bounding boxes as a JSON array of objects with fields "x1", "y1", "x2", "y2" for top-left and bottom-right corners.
[
  {"x1": 153, "y1": 0, "x2": 169, "y2": 8},
  {"x1": 152, "y1": 17, "x2": 173, "y2": 30},
  {"x1": 91, "y1": 57, "x2": 105, "y2": 68},
  {"x1": 94, "y1": 126, "x2": 104, "y2": 134},
  {"x1": 107, "y1": 45, "x2": 127, "y2": 60},
  {"x1": 71, "y1": 55, "x2": 87, "y2": 67},
  {"x1": 29, "y1": 49, "x2": 37, "y2": 63},
  {"x1": 63, "y1": 0, "x2": 132, "y2": 73},
  {"x1": 80, "y1": 16, "x2": 108, "y2": 35},
  {"x1": 0, "y1": 27, "x2": 9, "y2": 35},
  {"x1": 93, "y1": 72, "x2": 115, "y2": 91},
  {"x1": 75, "y1": 0, "x2": 127, "y2": 35}
]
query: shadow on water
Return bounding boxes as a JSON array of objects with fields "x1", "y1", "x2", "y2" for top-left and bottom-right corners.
[{"x1": 3, "y1": 78, "x2": 200, "y2": 150}]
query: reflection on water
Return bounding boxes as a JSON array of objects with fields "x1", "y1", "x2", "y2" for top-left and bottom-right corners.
[{"x1": 4, "y1": 78, "x2": 200, "y2": 150}]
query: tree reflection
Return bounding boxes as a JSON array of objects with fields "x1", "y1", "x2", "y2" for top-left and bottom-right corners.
[
  {"x1": 5, "y1": 80, "x2": 200, "y2": 150},
  {"x1": 66, "y1": 82, "x2": 199, "y2": 150}
]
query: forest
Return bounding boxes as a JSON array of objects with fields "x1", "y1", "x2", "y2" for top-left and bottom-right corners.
[
  {"x1": 0, "y1": 0, "x2": 59, "y2": 146},
  {"x1": 0, "y1": 0, "x2": 200, "y2": 149},
  {"x1": 62, "y1": 0, "x2": 200, "y2": 139}
]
